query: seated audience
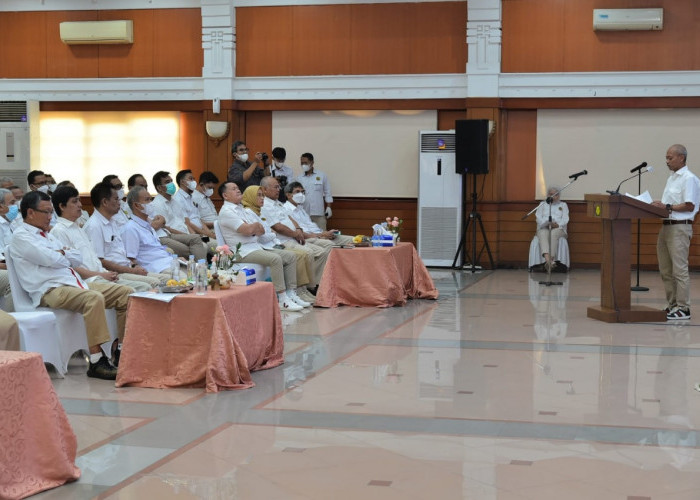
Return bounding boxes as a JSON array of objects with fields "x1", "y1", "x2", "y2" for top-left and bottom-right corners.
[
  {"x1": 241, "y1": 185, "x2": 317, "y2": 305},
  {"x1": 173, "y1": 169, "x2": 217, "y2": 243},
  {"x1": 55, "y1": 181, "x2": 89, "y2": 227},
  {"x1": 45, "y1": 174, "x2": 58, "y2": 195},
  {"x1": 535, "y1": 186, "x2": 569, "y2": 272},
  {"x1": 10, "y1": 191, "x2": 130, "y2": 379},
  {"x1": 0, "y1": 188, "x2": 18, "y2": 310},
  {"x1": 103, "y1": 174, "x2": 132, "y2": 228},
  {"x1": 218, "y1": 181, "x2": 306, "y2": 311},
  {"x1": 122, "y1": 186, "x2": 180, "y2": 275},
  {"x1": 260, "y1": 176, "x2": 330, "y2": 292},
  {"x1": 191, "y1": 171, "x2": 219, "y2": 227},
  {"x1": 0, "y1": 176, "x2": 13, "y2": 189},
  {"x1": 10, "y1": 186, "x2": 23, "y2": 203},
  {"x1": 150, "y1": 171, "x2": 206, "y2": 261},
  {"x1": 283, "y1": 181, "x2": 354, "y2": 246}
]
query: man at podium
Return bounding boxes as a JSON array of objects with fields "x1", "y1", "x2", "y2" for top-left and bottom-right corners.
[{"x1": 652, "y1": 144, "x2": 700, "y2": 321}]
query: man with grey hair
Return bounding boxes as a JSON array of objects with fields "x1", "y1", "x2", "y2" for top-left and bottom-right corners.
[
  {"x1": 0, "y1": 187, "x2": 19, "y2": 309},
  {"x1": 0, "y1": 176, "x2": 14, "y2": 189},
  {"x1": 535, "y1": 186, "x2": 569, "y2": 272},
  {"x1": 652, "y1": 144, "x2": 700, "y2": 320}
]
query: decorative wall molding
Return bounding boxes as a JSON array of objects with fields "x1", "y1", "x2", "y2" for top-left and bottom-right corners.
[{"x1": 466, "y1": 0, "x2": 501, "y2": 98}]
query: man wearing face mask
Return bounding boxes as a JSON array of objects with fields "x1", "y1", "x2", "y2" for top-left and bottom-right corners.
[
  {"x1": 270, "y1": 147, "x2": 294, "y2": 203},
  {"x1": 150, "y1": 171, "x2": 206, "y2": 262},
  {"x1": 45, "y1": 174, "x2": 58, "y2": 196},
  {"x1": 0, "y1": 188, "x2": 19, "y2": 310},
  {"x1": 122, "y1": 186, "x2": 181, "y2": 275},
  {"x1": 26, "y1": 170, "x2": 57, "y2": 228},
  {"x1": 191, "y1": 171, "x2": 219, "y2": 227},
  {"x1": 173, "y1": 169, "x2": 217, "y2": 245},
  {"x1": 228, "y1": 140, "x2": 270, "y2": 191},
  {"x1": 295, "y1": 152, "x2": 334, "y2": 231}
]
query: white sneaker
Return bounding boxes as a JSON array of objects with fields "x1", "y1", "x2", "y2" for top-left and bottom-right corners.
[
  {"x1": 298, "y1": 288, "x2": 316, "y2": 304},
  {"x1": 287, "y1": 289, "x2": 311, "y2": 308},
  {"x1": 278, "y1": 293, "x2": 303, "y2": 312}
]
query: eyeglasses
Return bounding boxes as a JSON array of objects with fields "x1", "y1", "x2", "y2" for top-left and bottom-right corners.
[
  {"x1": 33, "y1": 208, "x2": 54, "y2": 215},
  {"x1": 112, "y1": 184, "x2": 124, "y2": 190},
  {"x1": 237, "y1": 148, "x2": 249, "y2": 153}
]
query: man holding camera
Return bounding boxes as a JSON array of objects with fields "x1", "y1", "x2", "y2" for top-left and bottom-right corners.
[{"x1": 228, "y1": 140, "x2": 271, "y2": 192}]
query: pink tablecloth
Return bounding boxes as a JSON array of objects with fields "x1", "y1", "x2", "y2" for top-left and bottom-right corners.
[
  {"x1": 315, "y1": 242, "x2": 438, "y2": 307},
  {"x1": 0, "y1": 351, "x2": 80, "y2": 500},
  {"x1": 115, "y1": 282, "x2": 284, "y2": 393}
]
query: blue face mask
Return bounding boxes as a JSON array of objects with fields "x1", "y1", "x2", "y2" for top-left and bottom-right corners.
[
  {"x1": 165, "y1": 182, "x2": 176, "y2": 196},
  {"x1": 5, "y1": 204, "x2": 18, "y2": 222}
]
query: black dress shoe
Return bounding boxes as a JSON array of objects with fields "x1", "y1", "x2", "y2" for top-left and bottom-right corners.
[
  {"x1": 87, "y1": 355, "x2": 118, "y2": 380},
  {"x1": 112, "y1": 346, "x2": 121, "y2": 367}
]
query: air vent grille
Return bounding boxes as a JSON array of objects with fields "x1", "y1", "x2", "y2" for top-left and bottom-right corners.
[{"x1": 0, "y1": 102, "x2": 27, "y2": 123}]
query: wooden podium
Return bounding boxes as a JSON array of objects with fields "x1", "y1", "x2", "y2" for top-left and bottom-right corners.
[{"x1": 585, "y1": 194, "x2": 668, "y2": 323}]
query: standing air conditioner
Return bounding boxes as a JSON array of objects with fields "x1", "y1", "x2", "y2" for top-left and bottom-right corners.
[
  {"x1": 417, "y1": 130, "x2": 462, "y2": 267},
  {"x1": 0, "y1": 101, "x2": 39, "y2": 190}
]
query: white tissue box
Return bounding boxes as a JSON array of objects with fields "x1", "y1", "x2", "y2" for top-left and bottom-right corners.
[{"x1": 233, "y1": 267, "x2": 257, "y2": 286}]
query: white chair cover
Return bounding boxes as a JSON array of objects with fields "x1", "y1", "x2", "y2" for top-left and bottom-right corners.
[
  {"x1": 528, "y1": 235, "x2": 570, "y2": 269},
  {"x1": 11, "y1": 311, "x2": 65, "y2": 376}
]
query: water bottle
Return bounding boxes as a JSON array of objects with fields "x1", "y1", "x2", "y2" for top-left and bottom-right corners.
[
  {"x1": 186, "y1": 254, "x2": 195, "y2": 283},
  {"x1": 170, "y1": 255, "x2": 180, "y2": 281},
  {"x1": 195, "y1": 259, "x2": 208, "y2": 295}
]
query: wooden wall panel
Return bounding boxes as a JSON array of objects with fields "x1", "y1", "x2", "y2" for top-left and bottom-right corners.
[
  {"x1": 332, "y1": 198, "x2": 418, "y2": 246},
  {"x1": 437, "y1": 110, "x2": 466, "y2": 130},
  {"x1": 180, "y1": 111, "x2": 204, "y2": 178},
  {"x1": 503, "y1": 0, "x2": 700, "y2": 73},
  {"x1": 241, "y1": 111, "x2": 273, "y2": 164},
  {"x1": 153, "y1": 9, "x2": 203, "y2": 77},
  {"x1": 97, "y1": 10, "x2": 154, "y2": 77},
  {"x1": 503, "y1": 110, "x2": 536, "y2": 201},
  {"x1": 45, "y1": 11, "x2": 99, "y2": 78},
  {"x1": 0, "y1": 12, "x2": 48, "y2": 78},
  {"x1": 235, "y1": 2, "x2": 466, "y2": 76}
]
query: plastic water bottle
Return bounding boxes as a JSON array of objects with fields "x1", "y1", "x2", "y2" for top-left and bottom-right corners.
[
  {"x1": 186, "y1": 254, "x2": 195, "y2": 283},
  {"x1": 170, "y1": 255, "x2": 180, "y2": 281},
  {"x1": 195, "y1": 259, "x2": 208, "y2": 295}
]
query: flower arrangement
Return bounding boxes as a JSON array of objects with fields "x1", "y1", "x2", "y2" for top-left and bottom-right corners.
[
  {"x1": 211, "y1": 243, "x2": 241, "y2": 271},
  {"x1": 384, "y1": 217, "x2": 403, "y2": 235}
]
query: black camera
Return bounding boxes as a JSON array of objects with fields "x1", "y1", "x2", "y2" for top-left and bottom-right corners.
[{"x1": 260, "y1": 152, "x2": 269, "y2": 162}]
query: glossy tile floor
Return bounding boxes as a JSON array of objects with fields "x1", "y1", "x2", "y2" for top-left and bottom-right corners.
[{"x1": 35, "y1": 268, "x2": 700, "y2": 500}]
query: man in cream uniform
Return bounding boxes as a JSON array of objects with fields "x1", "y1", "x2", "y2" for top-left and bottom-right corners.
[
  {"x1": 173, "y1": 169, "x2": 217, "y2": 244},
  {"x1": 191, "y1": 171, "x2": 219, "y2": 227},
  {"x1": 295, "y1": 152, "x2": 334, "y2": 230}
]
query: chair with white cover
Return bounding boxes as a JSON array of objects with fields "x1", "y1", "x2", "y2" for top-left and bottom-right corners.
[
  {"x1": 11, "y1": 311, "x2": 65, "y2": 375},
  {"x1": 213, "y1": 220, "x2": 269, "y2": 280},
  {"x1": 528, "y1": 235, "x2": 570, "y2": 271},
  {"x1": 5, "y1": 245, "x2": 116, "y2": 375}
]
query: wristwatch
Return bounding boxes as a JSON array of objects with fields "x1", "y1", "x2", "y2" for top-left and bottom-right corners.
[{"x1": 666, "y1": 203, "x2": 672, "y2": 213}]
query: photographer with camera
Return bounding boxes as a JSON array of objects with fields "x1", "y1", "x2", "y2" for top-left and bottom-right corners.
[
  {"x1": 227, "y1": 140, "x2": 271, "y2": 191},
  {"x1": 270, "y1": 147, "x2": 294, "y2": 203}
]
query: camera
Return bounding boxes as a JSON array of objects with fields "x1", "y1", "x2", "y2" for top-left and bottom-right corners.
[{"x1": 260, "y1": 152, "x2": 269, "y2": 162}]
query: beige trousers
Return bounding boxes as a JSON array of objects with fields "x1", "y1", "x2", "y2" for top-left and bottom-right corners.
[
  {"x1": 160, "y1": 234, "x2": 206, "y2": 261},
  {"x1": 536, "y1": 228, "x2": 566, "y2": 261},
  {"x1": 0, "y1": 309, "x2": 19, "y2": 350},
  {"x1": 657, "y1": 224, "x2": 693, "y2": 309},
  {"x1": 240, "y1": 249, "x2": 297, "y2": 292},
  {"x1": 284, "y1": 240, "x2": 331, "y2": 287},
  {"x1": 40, "y1": 281, "x2": 132, "y2": 347}
]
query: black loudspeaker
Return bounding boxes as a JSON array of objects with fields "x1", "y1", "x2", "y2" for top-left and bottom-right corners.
[{"x1": 455, "y1": 119, "x2": 489, "y2": 174}]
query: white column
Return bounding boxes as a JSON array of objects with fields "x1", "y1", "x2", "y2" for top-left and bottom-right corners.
[
  {"x1": 466, "y1": 0, "x2": 502, "y2": 98},
  {"x1": 201, "y1": 0, "x2": 235, "y2": 102}
]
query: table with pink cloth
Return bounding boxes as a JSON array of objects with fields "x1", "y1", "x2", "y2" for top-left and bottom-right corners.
[
  {"x1": 315, "y1": 242, "x2": 438, "y2": 308},
  {"x1": 0, "y1": 351, "x2": 80, "y2": 500},
  {"x1": 115, "y1": 282, "x2": 284, "y2": 393}
]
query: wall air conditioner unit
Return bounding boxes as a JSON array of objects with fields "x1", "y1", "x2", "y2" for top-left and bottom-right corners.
[
  {"x1": 593, "y1": 9, "x2": 663, "y2": 31},
  {"x1": 59, "y1": 20, "x2": 133, "y2": 44}
]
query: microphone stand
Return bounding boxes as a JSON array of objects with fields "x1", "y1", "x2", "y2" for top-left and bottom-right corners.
[{"x1": 631, "y1": 170, "x2": 649, "y2": 292}]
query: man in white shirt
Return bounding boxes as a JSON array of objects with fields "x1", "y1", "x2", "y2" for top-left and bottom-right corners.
[
  {"x1": 0, "y1": 187, "x2": 19, "y2": 310},
  {"x1": 173, "y1": 169, "x2": 217, "y2": 244},
  {"x1": 652, "y1": 144, "x2": 700, "y2": 320},
  {"x1": 10, "y1": 191, "x2": 129, "y2": 380},
  {"x1": 535, "y1": 186, "x2": 569, "y2": 272},
  {"x1": 218, "y1": 181, "x2": 306, "y2": 311},
  {"x1": 270, "y1": 147, "x2": 295, "y2": 203},
  {"x1": 122, "y1": 186, "x2": 180, "y2": 275},
  {"x1": 191, "y1": 171, "x2": 219, "y2": 227},
  {"x1": 260, "y1": 176, "x2": 330, "y2": 291},
  {"x1": 83, "y1": 182, "x2": 168, "y2": 289},
  {"x1": 283, "y1": 181, "x2": 354, "y2": 246},
  {"x1": 102, "y1": 174, "x2": 132, "y2": 228},
  {"x1": 296, "y1": 152, "x2": 334, "y2": 230},
  {"x1": 150, "y1": 171, "x2": 206, "y2": 261}
]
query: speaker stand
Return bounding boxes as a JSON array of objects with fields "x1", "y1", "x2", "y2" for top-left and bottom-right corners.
[{"x1": 452, "y1": 172, "x2": 494, "y2": 272}]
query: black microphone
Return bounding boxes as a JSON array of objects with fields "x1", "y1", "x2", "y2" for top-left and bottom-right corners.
[
  {"x1": 606, "y1": 166, "x2": 654, "y2": 195},
  {"x1": 630, "y1": 161, "x2": 647, "y2": 173},
  {"x1": 569, "y1": 170, "x2": 588, "y2": 180}
]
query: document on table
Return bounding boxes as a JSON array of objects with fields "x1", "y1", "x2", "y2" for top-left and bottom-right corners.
[
  {"x1": 129, "y1": 291, "x2": 180, "y2": 303},
  {"x1": 624, "y1": 190, "x2": 653, "y2": 204}
]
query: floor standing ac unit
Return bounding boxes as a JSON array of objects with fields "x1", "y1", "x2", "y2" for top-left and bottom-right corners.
[
  {"x1": 0, "y1": 101, "x2": 39, "y2": 190},
  {"x1": 417, "y1": 130, "x2": 462, "y2": 267}
]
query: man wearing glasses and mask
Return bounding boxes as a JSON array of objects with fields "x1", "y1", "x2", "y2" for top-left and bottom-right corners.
[{"x1": 228, "y1": 140, "x2": 270, "y2": 191}]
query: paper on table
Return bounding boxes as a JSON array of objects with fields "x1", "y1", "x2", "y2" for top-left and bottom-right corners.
[
  {"x1": 625, "y1": 190, "x2": 653, "y2": 204},
  {"x1": 129, "y1": 291, "x2": 180, "y2": 303}
]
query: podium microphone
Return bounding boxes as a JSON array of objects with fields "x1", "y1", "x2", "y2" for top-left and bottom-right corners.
[
  {"x1": 630, "y1": 161, "x2": 647, "y2": 173},
  {"x1": 607, "y1": 166, "x2": 654, "y2": 195},
  {"x1": 569, "y1": 170, "x2": 588, "y2": 180}
]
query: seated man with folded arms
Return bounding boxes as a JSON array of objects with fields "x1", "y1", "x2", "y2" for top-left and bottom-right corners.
[
  {"x1": 283, "y1": 181, "x2": 354, "y2": 246},
  {"x1": 173, "y1": 169, "x2": 217, "y2": 245},
  {"x1": 0, "y1": 187, "x2": 19, "y2": 310},
  {"x1": 83, "y1": 182, "x2": 169, "y2": 289},
  {"x1": 191, "y1": 171, "x2": 219, "y2": 228},
  {"x1": 260, "y1": 176, "x2": 330, "y2": 293},
  {"x1": 122, "y1": 186, "x2": 182, "y2": 276},
  {"x1": 242, "y1": 185, "x2": 316, "y2": 305},
  {"x1": 10, "y1": 191, "x2": 131, "y2": 379},
  {"x1": 150, "y1": 170, "x2": 206, "y2": 262},
  {"x1": 219, "y1": 181, "x2": 306, "y2": 311}
]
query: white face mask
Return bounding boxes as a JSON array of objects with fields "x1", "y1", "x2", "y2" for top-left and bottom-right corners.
[
  {"x1": 292, "y1": 192, "x2": 306, "y2": 204},
  {"x1": 48, "y1": 183, "x2": 58, "y2": 193},
  {"x1": 204, "y1": 188, "x2": 214, "y2": 198},
  {"x1": 37, "y1": 185, "x2": 50, "y2": 194},
  {"x1": 238, "y1": 153, "x2": 249, "y2": 163},
  {"x1": 117, "y1": 188, "x2": 125, "y2": 200},
  {"x1": 187, "y1": 180, "x2": 197, "y2": 191},
  {"x1": 140, "y1": 201, "x2": 156, "y2": 218},
  {"x1": 301, "y1": 164, "x2": 311, "y2": 173}
]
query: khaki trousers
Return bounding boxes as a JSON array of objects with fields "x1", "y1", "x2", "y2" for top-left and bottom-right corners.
[
  {"x1": 240, "y1": 249, "x2": 297, "y2": 292},
  {"x1": 657, "y1": 223, "x2": 693, "y2": 309},
  {"x1": 0, "y1": 269, "x2": 14, "y2": 312},
  {"x1": 536, "y1": 228, "x2": 566, "y2": 261},
  {"x1": 284, "y1": 240, "x2": 330, "y2": 287},
  {"x1": 287, "y1": 247, "x2": 311, "y2": 286},
  {"x1": 160, "y1": 234, "x2": 206, "y2": 261},
  {"x1": 40, "y1": 281, "x2": 132, "y2": 347},
  {"x1": 0, "y1": 309, "x2": 19, "y2": 350}
]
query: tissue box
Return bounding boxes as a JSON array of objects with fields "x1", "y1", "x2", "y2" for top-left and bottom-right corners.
[
  {"x1": 380, "y1": 234, "x2": 394, "y2": 247},
  {"x1": 233, "y1": 267, "x2": 257, "y2": 286}
]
